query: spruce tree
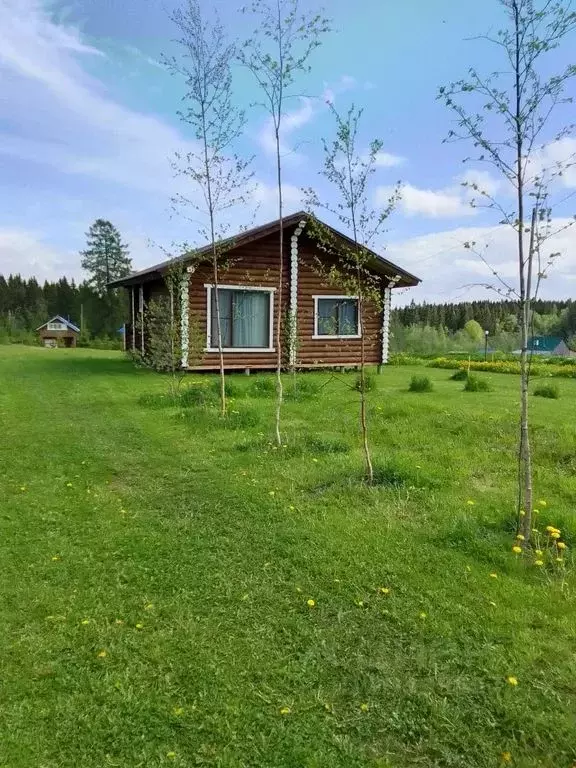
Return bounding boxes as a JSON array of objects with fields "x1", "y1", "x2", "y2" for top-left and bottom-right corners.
[{"x1": 80, "y1": 220, "x2": 131, "y2": 296}]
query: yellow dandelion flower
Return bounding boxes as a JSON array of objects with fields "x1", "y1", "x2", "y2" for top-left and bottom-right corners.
[
  {"x1": 512, "y1": 546, "x2": 522, "y2": 554},
  {"x1": 515, "y1": 534, "x2": 525, "y2": 541},
  {"x1": 519, "y1": 509, "x2": 525, "y2": 517},
  {"x1": 534, "y1": 560, "x2": 544, "y2": 566},
  {"x1": 538, "y1": 500, "x2": 547, "y2": 507},
  {"x1": 360, "y1": 703, "x2": 369, "y2": 712},
  {"x1": 268, "y1": 491, "x2": 275, "y2": 496},
  {"x1": 378, "y1": 587, "x2": 390, "y2": 595},
  {"x1": 166, "y1": 752, "x2": 176, "y2": 760},
  {"x1": 97, "y1": 650, "x2": 107, "y2": 658},
  {"x1": 307, "y1": 599, "x2": 315, "y2": 607},
  {"x1": 501, "y1": 751, "x2": 512, "y2": 764},
  {"x1": 81, "y1": 619, "x2": 90, "y2": 625},
  {"x1": 312, "y1": 458, "x2": 319, "y2": 463},
  {"x1": 279, "y1": 706, "x2": 291, "y2": 715},
  {"x1": 51, "y1": 555, "x2": 61, "y2": 561},
  {"x1": 551, "y1": 532, "x2": 561, "y2": 539},
  {"x1": 289, "y1": 505, "x2": 295, "y2": 511},
  {"x1": 557, "y1": 542, "x2": 567, "y2": 550},
  {"x1": 466, "y1": 500, "x2": 475, "y2": 505},
  {"x1": 556, "y1": 557, "x2": 564, "y2": 563},
  {"x1": 535, "y1": 549, "x2": 543, "y2": 556},
  {"x1": 506, "y1": 676, "x2": 518, "y2": 686},
  {"x1": 172, "y1": 707, "x2": 184, "y2": 716},
  {"x1": 135, "y1": 623, "x2": 144, "y2": 629},
  {"x1": 20, "y1": 486, "x2": 27, "y2": 492},
  {"x1": 66, "y1": 482, "x2": 73, "y2": 487},
  {"x1": 489, "y1": 572, "x2": 498, "y2": 579},
  {"x1": 545, "y1": 525, "x2": 556, "y2": 533},
  {"x1": 419, "y1": 611, "x2": 427, "y2": 620}
]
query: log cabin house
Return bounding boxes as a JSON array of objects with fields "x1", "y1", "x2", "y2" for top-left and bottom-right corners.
[
  {"x1": 110, "y1": 212, "x2": 420, "y2": 371},
  {"x1": 36, "y1": 315, "x2": 80, "y2": 348}
]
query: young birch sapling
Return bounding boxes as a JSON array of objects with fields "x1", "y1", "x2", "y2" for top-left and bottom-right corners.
[
  {"x1": 439, "y1": 0, "x2": 576, "y2": 542},
  {"x1": 166, "y1": 0, "x2": 253, "y2": 416},
  {"x1": 239, "y1": 0, "x2": 330, "y2": 445},
  {"x1": 306, "y1": 104, "x2": 400, "y2": 484}
]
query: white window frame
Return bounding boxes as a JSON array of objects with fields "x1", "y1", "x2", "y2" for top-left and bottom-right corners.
[
  {"x1": 47, "y1": 322, "x2": 67, "y2": 331},
  {"x1": 204, "y1": 284, "x2": 276, "y2": 353},
  {"x1": 312, "y1": 295, "x2": 361, "y2": 339}
]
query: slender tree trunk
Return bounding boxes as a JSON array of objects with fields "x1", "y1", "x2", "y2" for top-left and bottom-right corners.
[
  {"x1": 274, "y1": 124, "x2": 284, "y2": 446},
  {"x1": 513, "y1": 0, "x2": 533, "y2": 541},
  {"x1": 212, "y1": 252, "x2": 227, "y2": 416},
  {"x1": 358, "y1": 291, "x2": 373, "y2": 484}
]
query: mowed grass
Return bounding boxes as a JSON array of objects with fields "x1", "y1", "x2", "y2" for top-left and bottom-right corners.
[{"x1": 1, "y1": 346, "x2": 575, "y2": 768}]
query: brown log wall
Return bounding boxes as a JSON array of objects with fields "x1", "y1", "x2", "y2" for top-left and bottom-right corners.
[
  {"x1": 296, "y1": 237, "x2": 382, "y2": 368},
  {"x1": 188, "y1": 237, "x2": 289, "y2": 370},
  {"x1": 126, "y1": 227, "x2": 384, "y2": 370}
]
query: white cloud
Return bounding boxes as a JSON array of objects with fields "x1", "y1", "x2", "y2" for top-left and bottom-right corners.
[
  {"x1": 374, "y1": 151, "x2": 405, "y2": 168},
  {"x1": 0, "y1": 228, "x2": 74, "y2": 281},
  {"x1": 377, "y1": 183, "x2": 476, "y2": 219},
  {"x1": 0, "y1": 0, "x2": 202, "y2": 197},
  {"x1": 459, "y1": 168, "x2": 503, "y2": 197},
  {"x1": 386, "y1": 218, "x2": 576, "y2": 304},
  {"x1": 258, "y1": 98, "x2": 315, "y2": 159},
  {"x1": 527, "y1": 137, "x2": 576, "y2": 188}
]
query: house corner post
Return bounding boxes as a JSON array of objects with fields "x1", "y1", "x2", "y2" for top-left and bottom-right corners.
[
  {"x1": 289, "y1": 219, "x2": 306, "y2": 369},
  {"x1": 131, "y1": 287, "x2": 136, "y2": 352},
  {"x1": 180, "y1": 269, "x2": 191, "y2": 369},
  {"x1": 381, "y1": 276, "x2": 400, "y2": 366},
  {"x1": 139, "y1": 284, "x2": 145, "y2": 355}
]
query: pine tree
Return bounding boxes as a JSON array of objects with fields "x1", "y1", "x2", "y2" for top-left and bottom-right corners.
[{"x1": 80, "y1": 220, "x2": 131, "y2": 296}]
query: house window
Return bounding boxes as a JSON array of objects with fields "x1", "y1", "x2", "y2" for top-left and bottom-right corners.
[
  {"x1": 47, "y1": 322, "x2": 66, "y2": 331},
  {"x1": 313, "y1": 296, "x2": 360, "y2": 338},
  {"x1": 207, "y1": 286, "x2": 274, "y2": 351}
]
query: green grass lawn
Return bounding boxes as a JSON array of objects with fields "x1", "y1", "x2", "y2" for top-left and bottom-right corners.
[{"x1": 1, "y1": 345, "x2": 575, "y2": 768}]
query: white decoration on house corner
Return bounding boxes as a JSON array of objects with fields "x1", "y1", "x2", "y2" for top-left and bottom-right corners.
[
  {"x1": 381, "y1": 274, "x2": 401, "y2": 365},
  {"x1": 139, "y1": 284, "x2": 145, "y2": 354},
  {"x1": 180, "y1": 272, "x2": 190, "y2": 368},
  {"x1": 289, "y1": 220, "x2": 307, "y2": 367}
]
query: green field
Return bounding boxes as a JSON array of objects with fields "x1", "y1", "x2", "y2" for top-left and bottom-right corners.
[{"x1": 1, "y1": 346, "x2": 575, "y2": 768}]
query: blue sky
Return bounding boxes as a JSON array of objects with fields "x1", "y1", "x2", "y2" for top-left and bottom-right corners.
[{"x1": 1, "y1": 0, "x2": 575, "y2": 304}]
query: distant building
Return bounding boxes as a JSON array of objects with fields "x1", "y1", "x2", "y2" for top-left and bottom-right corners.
[
  {"x1": 527, "y1": 336, "x2": 575, "y2": 357},
  {"x1": 36, "y1": 315, "x2": 80, "y2": 348}
]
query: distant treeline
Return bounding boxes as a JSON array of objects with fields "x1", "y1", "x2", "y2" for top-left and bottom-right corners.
[
  {"x1": 391, "y1": 298, "x2": 576, "y2": 356},
  {"x1": 393, "y1": 299, "x2": 575, "y2": 336},
  {"x1": 0, "y1": 274, "x2": 127, "y2": 345}
]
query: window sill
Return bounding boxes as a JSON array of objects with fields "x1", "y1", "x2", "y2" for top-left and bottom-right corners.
[
  {"x1": 204, "y1": 348, "x2": 276, "y2": 354},
  {"x1": 312, "y1": 335, "x2": 362, "y2": 340}
]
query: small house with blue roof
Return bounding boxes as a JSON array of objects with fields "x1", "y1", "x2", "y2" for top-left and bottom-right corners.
[
  {"x1": 36, "y1": 315, "x2": 80, "y2": 348},
  {"x1": 527, "y1": 336, "x2": 574, "y2": 357}
]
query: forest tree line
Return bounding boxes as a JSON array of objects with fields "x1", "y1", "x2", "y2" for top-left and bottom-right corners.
[{"x1": 390, "y1": 299, "x2": 576, "y2": 356}]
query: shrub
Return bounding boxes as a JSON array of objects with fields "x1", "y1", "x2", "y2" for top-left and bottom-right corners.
[
  {"x1": 450, "y1": 369, "x2": 469, "y2": 381},
  {"x1": 284, "y1": 378, "x2": 321, "y2": 401},
  {"x1": 354, "y1": 372, "x2": 376, "y2": 393},
  {"x1": 250, "y1": 377, "x2": 276, "y2": 398},
  {"x1": 409, "y1": 375, "x2": 434, "y2": 392},
  {"x1": 534, "y1": 383, "x2": 560, "y2": 399},
  {"x1": 388, "y1": 353, "x2": 426, "y2": 366},
  {"x1": 464, "y1": 374, "x2": 491, "y2": 392},
  {"x1": 209, "y1": 377, "x2": 241, "y2": 398},
  {"x1": 180, "y1": 384, "x2": 215, "y2": 408}
]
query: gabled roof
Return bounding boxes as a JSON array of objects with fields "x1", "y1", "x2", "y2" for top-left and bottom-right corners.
[
  {"x1": 527, "y1": 336, "x2": 565, "y2": 352},
  {"x1": 36, "y1": 315, "x2": 80, "y2": 333},
  {"x1": 108, "y1": 211, "x2": 421, "y2": 289}
]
